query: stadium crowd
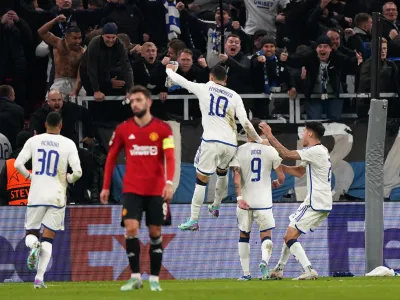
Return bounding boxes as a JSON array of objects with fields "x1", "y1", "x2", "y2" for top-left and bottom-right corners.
[{"x1": 0, "y1": 0, "x2": 399, "y2": 205}]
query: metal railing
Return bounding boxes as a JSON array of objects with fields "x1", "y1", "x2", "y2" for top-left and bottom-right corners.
[{"x1": 76, "y1": 93, "x2": 398, "y2": 145}]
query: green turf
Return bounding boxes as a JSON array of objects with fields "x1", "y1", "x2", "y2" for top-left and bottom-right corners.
[{"x1": 1, "y1": 278, "x2": 399, "y2": 300}]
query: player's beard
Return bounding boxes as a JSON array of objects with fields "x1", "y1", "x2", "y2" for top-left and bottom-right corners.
[{"x1": 133, "y1": 109, "x2": 147, "y2": 118}]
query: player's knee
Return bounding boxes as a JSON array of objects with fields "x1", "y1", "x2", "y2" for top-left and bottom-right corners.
[
  {"x1": 239, "y1": 231, "x2": 250, "y2": 241},
  {"x1": 285, "y1": 239, "x2": 298, "y2": 249},
  {"x1": 150, "y1": 236, "x2": 163, "y2": 251},
  {"x1": 196, "y1": 177, "x2": 208, "y2": 186},
  {"x1": 216, "y1": 168, "x2": 228, "y2": 177},
  {"x1": 41, "y1": 237, "x2": 54, "y2": 244},
  {"x1": 26, "y1": 230, "x2": 40, "y2": 239}
]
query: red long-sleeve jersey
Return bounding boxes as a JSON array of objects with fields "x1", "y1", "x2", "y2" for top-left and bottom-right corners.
[{"x1": 103, "y1": 118, "x2": 175, "y2": 196}]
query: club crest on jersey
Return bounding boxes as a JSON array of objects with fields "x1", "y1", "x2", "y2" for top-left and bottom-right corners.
[{"x1": 149, "y1": 132, "x2": 159, "y2": 142}]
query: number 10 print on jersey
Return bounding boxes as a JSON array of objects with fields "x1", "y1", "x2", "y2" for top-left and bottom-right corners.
[
  {"x1": 35, "y1": 149, "x2": 60, "y2": 177},
  {"x1": 208, "y1": 94, "x2": 228, "y2": 117}
]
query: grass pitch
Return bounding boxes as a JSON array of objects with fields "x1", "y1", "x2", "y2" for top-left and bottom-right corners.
[{"x1": 1, "y1": 278, "x2": 399, "y2": 300}]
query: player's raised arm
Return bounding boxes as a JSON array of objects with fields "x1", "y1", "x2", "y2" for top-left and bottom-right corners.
[
  {"x1": 101, "y1": 127, "x2": 124, "y2": 204},
  {"x1": 281, "y1": 165, "x2": 306, "y2": 178},
  {"x1": 14, "y1": 138, "x2": 33, "y2": 180},
  {"x1": 166, "y1": 65, "x2": 201, "y2": 94},
  {"x1": 259, "y1": 122, "x2": 302, "y2": 160},
  {"x1": 162, "y1": 125, "x2": 176, "y2": 202},
  {"x1": 67, "y1": 142, "x2": 82, "y2": 184},
  {"x1": 235, "y1": 102, "x2": 263, "y2": 144}
]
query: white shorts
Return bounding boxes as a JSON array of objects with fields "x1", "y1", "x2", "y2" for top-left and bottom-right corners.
[
  {"x1": 289, "y1": 203, "x2": 329, "y2": 234},
  {"x1": 25, "y1": 206, "x2": 66, "y2": 232},
  {"x1": 46, "y1": 77, "x2": 86, "y2": 100},
  {"x1": 237, "y1": 207, "x2": 275, "y2": 233},
  {"x1": 194, "y1": 141, "x2": 237, "y2": 175}
]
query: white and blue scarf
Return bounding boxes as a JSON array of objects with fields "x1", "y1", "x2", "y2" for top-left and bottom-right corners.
[
  {"x1": 163, "y1": 0, "x2": 181, "y2": 41},
  {"x1": 258, "y1": 51, "x2": 280, "y2": 94},
  {"x1": 320, "y1": 63, "x2": 329, "y2": 100}
]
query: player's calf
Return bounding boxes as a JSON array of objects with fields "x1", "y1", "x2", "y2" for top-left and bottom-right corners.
[
  {"x1": 259, "y1": 236, "x2": 273, "y2": 280},
  {"x1": 35, "y1": 237, "x2": 53, "y2": 284},
  {"x1": 25, "y1": 231, "x2": 41, "y2": 271},
  {"x1": 238, "y1": 233, "x2": 251, "y2": 278}
]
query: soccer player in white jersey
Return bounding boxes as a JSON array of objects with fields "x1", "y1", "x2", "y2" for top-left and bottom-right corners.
[
  {"x1": 259, "y1": 121, "x2": 332, "y2": 280},
  {"x1": 14, "y1": 112, "x2": 82, "y2": 288},
  {"x1": 166, "y1": 64, "x2": 266, "y2": 231},
  {"x1": 230, "y1": 118, "x2": 285, "y2": 281}
]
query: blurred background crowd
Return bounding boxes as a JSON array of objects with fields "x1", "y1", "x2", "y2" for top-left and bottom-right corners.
[{"x1": 0, "y1": 0, "x2": 399, "y2": 205}]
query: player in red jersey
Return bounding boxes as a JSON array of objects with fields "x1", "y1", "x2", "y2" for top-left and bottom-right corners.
[{"x1": 100, "y1": 85, "x2": 175, "y2": 292}]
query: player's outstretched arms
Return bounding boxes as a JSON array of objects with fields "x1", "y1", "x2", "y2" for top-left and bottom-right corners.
[
  {"x1": 272, "y1": 165, "x2": 285, "y2": 188},
  {"x1": 259, "y1": 122, "x2": 301, "y2": 160},
  {"x1": 166, "y1": 65, "x2": 201, "y2": 95},
  {"x1": 235, "y1": 105, "x2": 263, "y2": 143},
  {"x1": 282, "y1": 165, "x2": 306, "y2": 178}
]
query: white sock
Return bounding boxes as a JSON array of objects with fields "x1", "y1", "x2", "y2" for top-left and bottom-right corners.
[
  {"x1": 149, "y1": 275, "x2": 159, "y2": 282},
  {"x1": 261, "y1": 239, "x2": 273, "y2": 264},
  {"x1": 289, "y1": 242, "x2": 311, "y2": 271},
  {"x1": 25, "y1": 234, "x2": 39, "y2": 249},
  {"x1": 238, "y1": 241, "x2": 250, "y2": 276},
  {"x1": 131, "y1": 273, "x2": 142, "y2": 280},
  {"x1": 35, "y1": 241, "x2": 52, "y2": 281},
  {"x1": 276, "y1": 243, "x2": 290, "y2": 270},
  {"x1": 190, "y1": 184, "x2": 206, "y2": 221},
  {"x1": 212, "y1": 175, "x2": 228, "y2": 207}
]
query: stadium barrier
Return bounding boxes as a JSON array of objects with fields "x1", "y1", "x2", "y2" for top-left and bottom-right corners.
[{"x1": 1, "y1": 203, "x2": 399, "y2": 282}]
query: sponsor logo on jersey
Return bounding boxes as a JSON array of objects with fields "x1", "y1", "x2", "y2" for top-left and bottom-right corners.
[
  {"x1": 129, "y1": 145, "x2": 158, "y2": 156},
  {"x1": 149, "y1": 132, "x2": 159, "y2": 142}
]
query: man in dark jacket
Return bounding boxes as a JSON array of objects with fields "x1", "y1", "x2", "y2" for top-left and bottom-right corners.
[
  {"x1": 0, "y1": 10, "x2": 33, "y2": 109},
  {"x1": 345, "y1": 13, "x2": 372, "y2": 59},
  {"x1": 0, "y1": 131, "x2": 31, "y2": 206},
  {"x1": 281, "y1": 35, "x2": 363, "y2": 120},
  {"x1": 80, "y1": 22, "x2": 134, "y2": 101},
  {"x1": 29, "y1": 89, "x2": 94, "y2": 203},
  {"x1": 0, "y1": 85, "x2": 24, "y2": 149}
]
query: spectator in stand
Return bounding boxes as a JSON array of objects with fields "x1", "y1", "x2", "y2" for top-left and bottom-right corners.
[
  {"x1": 242, "y1": 0, "x2": 288, "y2": 38},
  {"x1": 79, "y1": 22, "x2": 133, "y2": 101},
  {"x1": 0, "y1": 10, "x2": 33, "y2": 109},
  {"x1": 0, "y1": 131, "x2": 32, "y2": 206},
  {"x1": 308, "y1": 0, "x2": 342, "y2": 41},
  {"x1": 38, "y1": 15, "x2": 86, "y2": 99},
  {"x1": 29, "y1": 89, "x2": 95, "y2": 203},
  {"x1": 281, "y1": 35, "x2": 363, "y2": 120},
  {"x1": 345, "y1": 13, "x2": 372, "y2": 59},
  {"x1": 176, "y1": 2, "x2": 250, "y2": 68},
  {"x1": 165, "y1": 39, "x2": 187, "y2": 62},
  {"x1": 251, "y1": 37, "x2": 296, "y2": 118},
  {"x1": 0, "y1": 133, "x2": 11, "y2": 174},
  {"x1": 327, "y1": 28, "x2": 355, "y2": 57},
  {"x1": 218, "y1": 34, "x2": 252, "y2": 95},
  {"x1": 251, "y1": 29, "x2": 268, "y2": 55},
  {"x1": 357, "y1": 38, "x2": 400, "y2": 118},
  {"x1": 381, "y1": 2, "x2": 400, "y2": 42},
  {"x1": 0, "y1": 85, "x2": 24, "y2": 149}
]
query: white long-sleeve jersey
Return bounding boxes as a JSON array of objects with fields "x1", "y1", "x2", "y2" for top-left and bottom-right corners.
[
  {"x1": 14, "y1": 133, "x2": 82, "y2": 208},
  {"x1": 166, "y1": 68, "x2": 262, "y2": 146}
]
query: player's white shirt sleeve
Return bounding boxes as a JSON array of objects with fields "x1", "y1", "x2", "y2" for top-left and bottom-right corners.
[
  {"x1": 269, "y1": 147, "x2": 283, "y2": 170},
  {"x1": 234, "y1": 97, "x2": 263, "y2": 144},
  {"x1": 229, "y1": 155, "x2": 240, "y2": 168},
  {"x1": 166, "y1": 68, "x2": 205, "y2": 94},
  {"x1": 67, "y1": 141, "x2": 82, "y2": 184},
  {"x1": 296, "y1": 145, "x2": 332, "y2": 211},
  {"x1": 14, "y1": 138, "x2": 33, "y2": 179}
]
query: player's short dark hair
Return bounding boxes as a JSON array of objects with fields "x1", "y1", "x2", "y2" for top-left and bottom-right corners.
[
  {"x1": 65, "y1": 26, "x2": 81, "y2": 35},
  {"x1": 129, "y1": 85, "x2": 151, "y2": 99},
  {"x1": 250, "y1": 118, "x2": 263, "y2": 136},
  {"x1": 210, "y1": 65, "x2": 227, "y2": 81},
  {"x1": 305, "y1": 121, "x2": 325, "y2": 140},
  {"x1": 46, "y1": 112, "x2": 62, "y2": 127},
  {"x1": 354, "y1": 13, "x2": 372, "y2": 27},
  {"x1": 0, "y1": 85, "x2": 13, "y2": 99}
]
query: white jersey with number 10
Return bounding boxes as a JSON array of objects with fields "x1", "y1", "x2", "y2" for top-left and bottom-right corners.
[
  {"x1": 15, "y1": 133, "x2": 81, "y2": 208},
  {"x1": 166, "y1": 68, "x2": 250, "y2": 147}
]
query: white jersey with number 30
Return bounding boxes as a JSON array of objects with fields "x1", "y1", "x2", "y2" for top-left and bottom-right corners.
[
  {"x1": 166, "y1": 68, "x2": 249, "y2": 147},
  {"x1": 15, "y1": 133, "x2": 81, "y2": 208},
  {"x1": 230, "y1": 142, "x2": 282, "y2": 209},
  {"x1": 297, "y1": 144, "x2": 332, "y2": 211}
]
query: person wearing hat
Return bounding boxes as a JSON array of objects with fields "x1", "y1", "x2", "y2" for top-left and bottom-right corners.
[
  {"x1": 251, "y1": 36, "x2": 296, "y2": 119},
  {"x1": 280, "y1": 35, "x2": 363, "y2": 120},
  {"x1": 176, "y1": 2, "x2": 250, "y2": 68},
  {"x1": 79, "y1": 22, "x2": 134, "y2": 102}
]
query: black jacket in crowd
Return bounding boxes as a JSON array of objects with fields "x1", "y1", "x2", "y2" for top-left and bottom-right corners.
[
  {"x1": 251, "y1": 54, "x2": 295, "y2": 93},
  {"x1": 0, "y1": 98, "x2": 24, "y2": 149},
  {"x1": 286, "y1": 49, "x2": 359, "y2": 99},
  {"x1": 346, "y1": 27, "x2": 371, "y2": 59},
  {"x1": 219, "y1": 52, "x2": 252, "y2": 94},
  {"x1": 131, "y1": 57, "x2": 162, "y2": 94},
  {"x1": 29, "y1": 101, "x2": 94, "y2": 146}
]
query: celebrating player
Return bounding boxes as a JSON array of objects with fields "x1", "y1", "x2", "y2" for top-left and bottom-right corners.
[
  {"x1": 14, "y1": 112, "x2": 82, "y2": 288},
  {"x1": 100, "y1": 85, "x2": 175, "y2": 292},
  {"x1": 166, "y1": 64, "x2": 266, "y2": 231},
  {"x1": 259, "y1": 121, "x2": 332, "y2": 280},
  {"x1": 230, "y1": 118, "x2": 285, "y2": 281}
]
